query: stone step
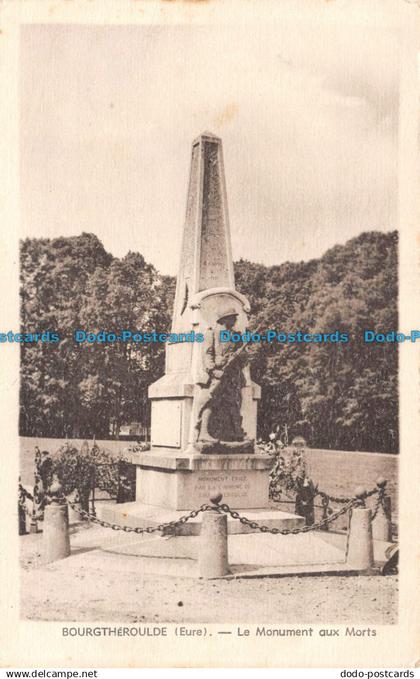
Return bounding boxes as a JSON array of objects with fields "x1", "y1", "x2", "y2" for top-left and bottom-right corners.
[
  {"x1": 94, "y1": 501, "x2": 305, "y2": 536},
  {"x1": 94, "y1": 531, "x2": 346, "y2": 566},
  {"x1": 38, "y1": 528, "x2": 351, "y2": 579}
]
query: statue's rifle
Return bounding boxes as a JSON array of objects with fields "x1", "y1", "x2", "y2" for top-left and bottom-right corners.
[
  {"x1": 211, "y1": 326, "x2": 264, "y2": 378},
  {"x1": 194, "y1": 330, "x2": 266, "y2": 437},
  {"x1": 195, "y1": 326, "x2": 264, "y2": 435}
]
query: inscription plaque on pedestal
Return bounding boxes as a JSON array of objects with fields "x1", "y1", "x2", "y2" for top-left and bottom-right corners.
[
  {"x1": 151, "y1": 400, "x2": 182, "y2": 448},
  {"x1": 193, "y1": 473, "x2": 251, "y2": 503}
]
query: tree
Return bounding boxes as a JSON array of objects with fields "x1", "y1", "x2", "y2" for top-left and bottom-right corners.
[
  {"x1": 20, "y1": 234, "x2": 170, "y2": 438},
  {"x1": 234, "y1": 231, "x2": 398, "y2": 452},
  {"x1": 20, "y1": 230, "x2": 398, "y2": 453}
]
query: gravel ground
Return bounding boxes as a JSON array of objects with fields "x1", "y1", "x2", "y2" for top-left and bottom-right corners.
[{"x1": 20, "y1": 530, "x2": 397, "y2": 625}]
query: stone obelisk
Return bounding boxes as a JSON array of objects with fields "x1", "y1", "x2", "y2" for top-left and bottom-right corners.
[
  {"x1": 149, "y1": 132, "x2": 259, "y2": 454},
  {"x1": 134, "y1": 134, "x2": 278, "y2": 517}
]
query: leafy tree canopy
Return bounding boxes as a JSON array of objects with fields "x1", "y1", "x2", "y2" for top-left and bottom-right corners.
[{"x1": 20, "y1": 230, "x2": 398, "y2": 453}]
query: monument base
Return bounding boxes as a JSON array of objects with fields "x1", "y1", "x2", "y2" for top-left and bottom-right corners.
[
  {"x1": 97, "y1": 502, "x2": 305, "y2": 536},
  {"x1": 113, "y1": 450, "x2": 306, "y2": 536},
  {"x1": 134, "y1": 450, "x2": 273, "y2": 510}
]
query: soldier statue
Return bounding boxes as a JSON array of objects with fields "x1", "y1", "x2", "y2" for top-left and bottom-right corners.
[{"x1": 194, "y1": 308, "x2": 248, "y2": 445}]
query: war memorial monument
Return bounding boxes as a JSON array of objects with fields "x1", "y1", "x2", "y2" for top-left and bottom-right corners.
[{"x1": 126, "y1": 132, "x2": 304, "y2": 533}]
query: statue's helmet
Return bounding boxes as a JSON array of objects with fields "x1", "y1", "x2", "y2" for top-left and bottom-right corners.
[{"x1": 217, "y1": 308, "x2": 238, "y2": 324}]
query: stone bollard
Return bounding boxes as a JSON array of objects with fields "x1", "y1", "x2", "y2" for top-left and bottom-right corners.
[
  {"x1": 18, "y1": 505, "x2": 27, "y2": 536},
  {"x1": 346, "y1": 491, "x2": 374, "y2": 570},
  {"x1": 199, "y1": 511, "x2": 230, "y2": 578},
  {"x1": 372, "y1": 479, "x2": 392, "y2": 542},
  {"x1": 42, "y1": 502, "x2": 71, "y2": 564},
  {"x1": 18, "y1": 481, "x2": 30, "y2": 535},
  {"x1": 29, "y1": 509, "x2": 39, "y2": 534},
  {"x1": 42, "y1": 478, "x2": 71, "y2": 564}
]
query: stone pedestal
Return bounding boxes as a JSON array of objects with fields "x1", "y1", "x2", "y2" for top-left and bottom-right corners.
[
  {"x1": 135, "y1": 451, "x2": 271, "y2": 510},
  {"x1": 119, "y1": 448, "x2": 306, "y2": 536}
]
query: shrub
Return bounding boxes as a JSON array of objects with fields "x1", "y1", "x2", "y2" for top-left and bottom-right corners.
[{"x1": 53, "y1": 441, "x2": 126, "y2": 511}]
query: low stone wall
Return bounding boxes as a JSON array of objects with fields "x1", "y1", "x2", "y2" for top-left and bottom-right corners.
[
  {"x1": 20, "y1": 437, "x2": 398, "y2": 514},
  {"x1": 303, "y1": 447, "x2": 398, "y2": 511}
]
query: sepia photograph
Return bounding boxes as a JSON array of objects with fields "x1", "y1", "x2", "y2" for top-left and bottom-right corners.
[{"x1": 1, "y1": 0, "x2": 419, "y2": 671}]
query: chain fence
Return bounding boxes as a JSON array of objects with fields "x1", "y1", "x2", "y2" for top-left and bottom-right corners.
[
  {"x1": 214, "y1": 497, "x2": 361, "y2": 535},
  {"x1": 268, "y1": 446, "x2": 395, "y2": 531},
  {"x1": 67, "y1": 497, "x2": 213, "y2": 534},
  {"x1": 270, "y1": 473, "x2": 388, "y2": 530},
  {"x1": 19, "y1": 473, "x2": 389, "y2": 538},
  {"x1": 64, "y1": 492, "x2": 367, "y2": 537},
  {"x1": 19, "y1": 443, "x2": 394, "y2": 539}
]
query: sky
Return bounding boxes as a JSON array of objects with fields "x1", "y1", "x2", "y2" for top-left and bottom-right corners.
[{"x1": 20, "y1": 5, "x2": 401, "y2": 275}]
